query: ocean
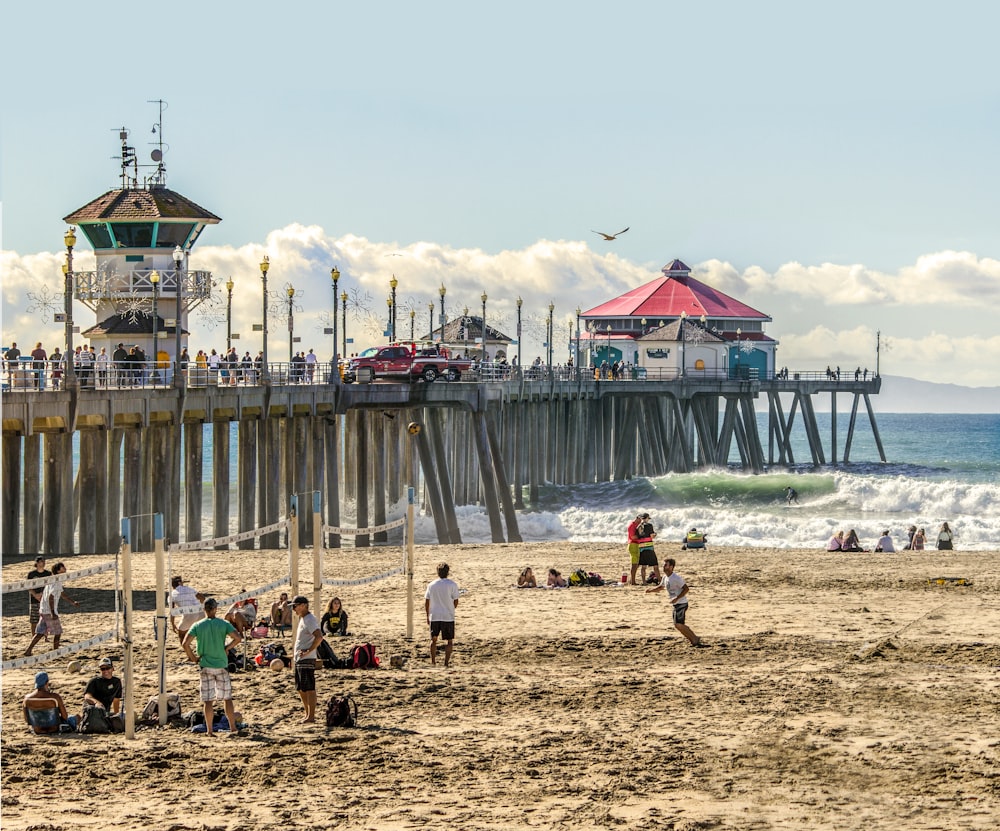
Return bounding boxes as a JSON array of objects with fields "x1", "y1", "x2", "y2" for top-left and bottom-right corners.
[{"x1": 445, "y1": 413, "x2": 1000, "y2": 551}]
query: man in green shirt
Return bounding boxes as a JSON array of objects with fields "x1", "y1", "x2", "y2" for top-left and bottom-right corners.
[{"x1": 182, "y1": 597, "x2": 242, "y2": 735}]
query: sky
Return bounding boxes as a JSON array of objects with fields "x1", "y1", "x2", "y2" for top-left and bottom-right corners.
[{"x1": 2, "y1": 1, "x2": 999, "y2": 387}]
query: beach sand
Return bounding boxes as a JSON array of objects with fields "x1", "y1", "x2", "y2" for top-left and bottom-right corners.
[{"x1": 3, "y1": 541, "x2": 999, "y2": 830}]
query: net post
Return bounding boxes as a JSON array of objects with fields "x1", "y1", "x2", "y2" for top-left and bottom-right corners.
[
  {"x1": 289, "y1": 495, "x2": 299, "y2": 597},
  {"x1": 153, "y1": 514, "x2": 168, "y2": 725},
  {"x1": 406, "y1": 486, "x2": 415, "y2": 639},
  {"x1": 120, "y1": 518, "x2": 136, "y2": 740},
  {"x1": 312, "y1": 491, "x2": 322, "y2": 613}
]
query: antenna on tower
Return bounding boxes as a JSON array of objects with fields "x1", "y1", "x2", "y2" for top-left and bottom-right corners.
[
  {"x1": 114, "y1": 127, "x2": 139, "y2": 190},
  {"x1": 146, "y1": 98, "x2": 168, "y2": 187}
]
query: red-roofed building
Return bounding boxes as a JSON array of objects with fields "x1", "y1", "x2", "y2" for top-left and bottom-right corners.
[{"x1": 580, "y1": 259, "x2": 776, "y2": 379}]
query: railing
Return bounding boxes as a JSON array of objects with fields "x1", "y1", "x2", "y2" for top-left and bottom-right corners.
[{"x1": 1, "y1": 357, "x2": 879, "y2": 392}]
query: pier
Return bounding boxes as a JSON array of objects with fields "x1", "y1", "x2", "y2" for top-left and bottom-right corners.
[{"x1": 0, "y1": 370, "x2": 884, "y2": 557}]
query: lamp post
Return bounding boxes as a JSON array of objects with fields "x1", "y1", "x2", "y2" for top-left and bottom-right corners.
[
  {"x1": 735, "y1": 327, "x2": 741, "y2": 379},
  {"x1": 287, "y1": 286, "x2": 296, "y2": 364},
  {"x1": 481, "y1": 292, "x2": 488, "y2": 364},
  {"x1": 150, "y1": 270, "x2": 160, "y2": 385},
  {"x1": 225, "y1": 277, "x2": 234, "y2": 352},
  {"x1": 341, "y1": 290, "x2": 349, "y2": 358},
  {"x1": 679, "y1": 311, "x2": 687, "y2": 379},
  {"x1": 463, "y1": 306, "x2": 469, "y2": 356},
  {"x1": 409, "y1": 308, "x2": 415, "y2": 342},
  {"x1": 62, "y1": 227, "x2": 77, "y2": 391},
  {"x1": 390, "y1": 275, "x2": 398, "y2": 341},
  {"x1": 386, "y1": 297, "x2": 393, "y2": 343},
  {"x1": 641, "y1": 317, "x2": 647, "y2": 334},
  {"x1": 259, "y1": 255, "x2": 270, "y2": 385},
  {"x1": 173, "y1": 245, "x2": 185, "y2": 390},
  {"x1": 427, "y1": 302, "x2": 434, "y2": 343},
  {"x1": 330, "y1": 266, "x2": 340, "y2": 381},
  {"x1": 575, "y1": 306, "x2": 581, "y2": 376},
  {"x1": 516, "y1": 296, "x2": 522, "y2": 372},
  {"x1": 438, "y1": 284, "x2": 447, "y2": 343},
  {"x1": 606, "y1": 324, "x2": 612, "y2": 372},
  {"x1": 547, "y1": 302, "x2": 554, "y2": 378}
]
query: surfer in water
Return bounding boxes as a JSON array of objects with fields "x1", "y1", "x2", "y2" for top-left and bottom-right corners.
[{"x1": 784, "y1": 486, "x2": 799, "y2": 506}]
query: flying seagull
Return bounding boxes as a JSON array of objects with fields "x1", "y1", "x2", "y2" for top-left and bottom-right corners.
[{"x1": 591, "y1": 227, "x2": 629, "y2": 240}]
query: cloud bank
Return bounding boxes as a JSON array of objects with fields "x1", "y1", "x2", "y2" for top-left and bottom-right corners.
[{"x1": 2, "y1": 227, "x2": 998, "y2": 386}]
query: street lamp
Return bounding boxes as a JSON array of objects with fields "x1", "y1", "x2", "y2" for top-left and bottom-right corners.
[
  {"x1": 463, "y1": 306, "x2": 469, "y2": 355},
  {"x1": 516, "y1": 296, "x2": 522, "y2": 371},
  {"x1": 62, "y1": 227, "x2": 77, "y2": 391},
  {"x1": 641, "y1": 317, "x2": 647, "y2": 334},
  {"x1": 481, "y1": 292, "x2": 488, "y2": 365},
  {"x1": 735, "y1": 327, "x2": 742, "y2": 379},
  {"x1": 173, "y1": 245, "x2": 185, "y2": 390},
  {"x1": 427, "y1": 302, "x2": 434, "y2": 343},
  {"x1": 390, "y1": 275, "x2": 398, "y2": 341},
  {"x1": 438, "y1": 284, "x2": 447, "y2": 342},
  {"x1": 679, "y1": 311, "x2": 687, "y2": 379},
  {"x1": 259, "y1": 255, "x2": 270, "y2": 385},
  {"x1": 547, "y1": 302, "x2": 555, "y2": 378},
  {"x1": 150, "y1": 270, "x2": 160, "y2": 385},
  {"x1": 575, "y1": 306, "x2": 581, "y2": 376},
  {"x1": 287, "y1": 286, "x2": 296, "y2": 363},
  {"x1": 409, "y1": 308, "x2": 415, "y2": 342},
  {"x1": 331, "y1": 266, "x2": 340, "y2": 382},
  {"x1": 386, "y1": 297, "x2": 393, "y2": 343},
  {"x1": 225, "y1": 277, "x2": 234, "y2": 352},
  {"x1": 341, "y1": 290, "x2": 349, "y2": 359},
  {"x1": 606, "y1": 324, "x2": 612, "y2": 372}
]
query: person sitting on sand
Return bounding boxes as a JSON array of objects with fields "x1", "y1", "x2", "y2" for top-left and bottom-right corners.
[
  {"x1": 225, "y1": 598, "x2": 257, "y2": 635},
  {"x1": 826, "y1": 531, "x2": 844, "y2": 551},
  {"x1": 912, "y1": 528, "x2": 926, "y2": 551},
  {"x1": 270, "y1": 592, "x2": 293, "y2": 635},
  {"x1": 517, "y1": 567, "x2": 537, "y2": 588},
  {"x1": 23, "y1": 672, "x2": 77, "y2": 734},
  {"x1": 681, "y1": 528, "x2": 707, "y2": 551},
  {"x1": 842, "y1": 529, "x2": 866, "y2": 552},
  {"x1": 874, "y1": 531, "x2": 895, "y2": 553},
  {"x1": 547, "y1": 568, "x2": 567, "y2": 588},
  {"x1": 320, "y1": 596, "x2": 349, "y2": 637}
]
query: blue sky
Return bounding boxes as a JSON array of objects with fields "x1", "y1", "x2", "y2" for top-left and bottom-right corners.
[{"x1": 2, "y1": 1, "x2": 999, "y2": 386}]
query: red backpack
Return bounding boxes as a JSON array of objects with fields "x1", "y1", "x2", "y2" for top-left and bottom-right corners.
[{"x1": 349, "y1": 642, "x2": 378, "y2": 669}]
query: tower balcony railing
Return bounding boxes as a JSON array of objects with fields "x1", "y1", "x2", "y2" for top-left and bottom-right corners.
[{"x1": 72, "y1": 269, "x2": 214, "y2": 306}]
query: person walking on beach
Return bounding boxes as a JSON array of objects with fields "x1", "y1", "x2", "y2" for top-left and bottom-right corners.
[
  {"x1": 291, "y1": 596, "x2": 324, "y2": 723},
  {"x1": 27, "y1": 556, "x2": 51, "y2": 637},
  {"x1": 425, "y1": 562, "x2": 460, "y2": 667},
  {"x1": 646, "y1": 558, "x2": 704, "y2": 647},
  {"x1": 25, "y1": 562, "x2": 78, "y2": 656},
  {"x1": 181, "y1": 597, "x2": 241, "y2": 736}
]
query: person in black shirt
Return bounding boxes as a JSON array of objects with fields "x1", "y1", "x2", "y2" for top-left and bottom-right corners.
[
  {"x1": 27, "y1": 556, "x2": 51, "y2": 636},
  {"x1": 320, "y1": 597, "x2": 349, "y2": 637},
  {"x1": 83, "y1": 657, "x2": 124, "y2": 727}
]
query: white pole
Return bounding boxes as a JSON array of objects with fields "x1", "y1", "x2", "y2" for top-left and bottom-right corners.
[
  {"x1": 406, "y1": 486, "x2": 415, "y2": 639},
  {"x1": 121, "y1": 519, "x2": 136, "y2": 740},
  {"x1": 289, "y1": 496, "x2": 299, "y2": 596},
  {"x1": 312, "y1": 491, "x2": 322, "y2": 613},
  {"x1": 153, "y1": 514, "x2": 167, "y2": 726}
]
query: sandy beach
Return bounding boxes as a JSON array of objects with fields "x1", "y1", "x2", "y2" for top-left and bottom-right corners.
[{"x1": 3, "y1": 541, "x2": 999, "y2": 830}]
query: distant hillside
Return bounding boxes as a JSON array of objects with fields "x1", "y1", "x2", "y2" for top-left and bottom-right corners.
[{"x1": 817, "y1": 375, "x2": 1000, "y2": 413}]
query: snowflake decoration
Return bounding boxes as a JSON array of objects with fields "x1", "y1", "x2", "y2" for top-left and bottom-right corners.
[
  {"x1": 26, "y1": 284, "x2": 61, "y2": 319},
  {"x1": 118, "y1": 294, "x2": 152, "y2": 325},
  {"x1": 739, "y1": 339, "x2": 756, "y2": 354},
  {"x1": 688, "y1": 327, "x2": 706, "y2": 345}
]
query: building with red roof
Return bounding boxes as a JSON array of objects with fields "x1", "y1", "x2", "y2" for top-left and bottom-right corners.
[{"x1": 580, "y1": 259, "x2": 776, "y2": 379}]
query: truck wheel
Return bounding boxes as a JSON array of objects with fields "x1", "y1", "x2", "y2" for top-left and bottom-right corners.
[
  {"x1": 446, "y1": 367, "x2": 460, "y2": 382},
  {"x1": 422, "y1": 366, "x2": 439, "y2": 382}
]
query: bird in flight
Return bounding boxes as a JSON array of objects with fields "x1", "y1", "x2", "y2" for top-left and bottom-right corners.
[{"x1": 592, "y1": 227, "x2": 629, "y2": 241}]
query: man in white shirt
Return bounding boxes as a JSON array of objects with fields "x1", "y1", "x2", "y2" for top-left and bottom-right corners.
[
  {"x1": 170, "y1": 576, "x2": 206, "y2": 644},
  {"x1": 646, "y1": 558, "x2": 704, "y2": 647},
  {"x1": 424, "y1": 562, "x2": 460, "y2": 667},
  {"x1": 875, "y1": 531, "x2": 896, "y2": 553},
  {"x1": 305, "y1": 348, "x2": 318, "y2": 383},
  {"x1": 292, "y1": 596, "x2": 323, "y2": 723}
]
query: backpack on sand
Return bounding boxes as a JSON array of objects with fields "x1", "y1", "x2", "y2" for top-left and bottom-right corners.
[
  {"x1": 569, "y1": 569, "x2": 589, "y2": 586},
  {"x1": 349, "y1": 642, "x2": 378, "y2": 669},
  {"x1": 78, "y1": 704, "x2": 112, "y2": 734},
  {"x1": 325, "y1": 694, "x2": 358, "y2": 728}
]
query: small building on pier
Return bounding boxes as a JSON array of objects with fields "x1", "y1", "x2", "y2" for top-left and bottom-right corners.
[{"x1": 582, "y1": 259, "x2": 777, "y2": 379}]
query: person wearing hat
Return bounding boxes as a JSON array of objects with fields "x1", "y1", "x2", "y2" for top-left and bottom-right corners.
[
  {"x1": 83, "y1": 658, "x2": 124, "y2": 727},
  {"x1": 291, "y1": 596, "x2": 323, "y2": 723},
  {"x1": 24, "y1": 562, "x2": 78, "y2": 656},
  {"x1": 169, "y1": 576, "x2": 206, "y2": 644},
  {"x1": 23, "y1": 672, "x2": 77, "y2": 734},
  {"x1": 181, "y1": 597, "x2": 242, "y2": 735}
]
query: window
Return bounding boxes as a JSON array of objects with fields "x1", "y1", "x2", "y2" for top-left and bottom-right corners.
[
  {"x1": 81, "y1": 224, "x2": 114, "y2": 249},
  {"x1": 154, "y1": 223, "x2": 195, "y2": 248},
  {"x1": 694, "y1": 359, "x2": 705, "y2": 370},
  {"x1": 110, "y1": 223, "x2": 154, "y2": 248}
]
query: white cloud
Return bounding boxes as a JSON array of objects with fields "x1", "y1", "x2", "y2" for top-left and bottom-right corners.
[{"x1": 1, "y1": 229, "x2": 996, "y2": 385}]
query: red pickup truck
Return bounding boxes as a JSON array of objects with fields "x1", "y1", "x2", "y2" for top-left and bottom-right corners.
[{"x1": 345, "y1": 344, "x2": 472, "y2": 383}]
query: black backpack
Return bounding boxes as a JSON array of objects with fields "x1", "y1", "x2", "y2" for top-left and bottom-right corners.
[
  {"x1": 78, "y1": 704, "x2": 112, "y2": 734},
  {"x1": 325, "y1": 694, "x2": 358, "y2": 728}
]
